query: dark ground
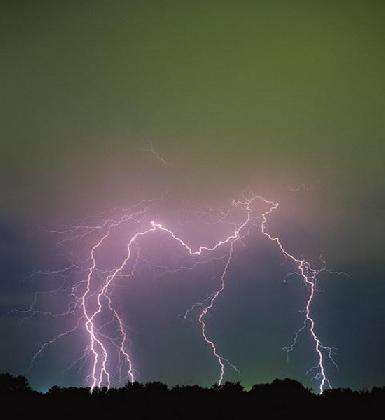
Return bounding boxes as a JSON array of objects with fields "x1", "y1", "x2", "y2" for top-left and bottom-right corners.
[{"x1": 1, "y1": 373, "x2": 383, "y2": 419}]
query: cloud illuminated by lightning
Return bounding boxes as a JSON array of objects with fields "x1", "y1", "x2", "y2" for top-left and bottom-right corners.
[{"x1": 22, "y1": 192, "x2": 339, "y2": 394}]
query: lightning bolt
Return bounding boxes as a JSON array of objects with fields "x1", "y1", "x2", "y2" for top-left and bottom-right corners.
[
  {"x1": 196, "y1": 242, "x2": 236, "y2": 385},
  {"x1": 140, "y1": 141, "x2": 169, "y2": 167},
  {"x1": 257, "y1": 196, "x2": 335, "y2": 394},
  {"x1": 81, "y1": 197, "x2": 255, "y2": 390},
  {"x1": 23, "y1": 193, "x2": 339, "y2": 394}
]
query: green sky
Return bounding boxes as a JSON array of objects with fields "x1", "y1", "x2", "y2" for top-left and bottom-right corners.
[
  {"x1": 2, "y1": 0, "x2": 384, "y2": 180},
  {"x1": 2, "y1": 0, "x2": 384, "y2": 263}
]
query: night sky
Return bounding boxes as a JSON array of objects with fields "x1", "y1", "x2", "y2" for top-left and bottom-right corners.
[{"x1": 0, "y1": 1, "x2": 384, "y2": 392}]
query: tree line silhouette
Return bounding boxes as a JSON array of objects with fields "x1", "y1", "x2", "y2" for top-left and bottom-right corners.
[{"x1": 1, "y1": 373, "x2": 383, "y2": 419}]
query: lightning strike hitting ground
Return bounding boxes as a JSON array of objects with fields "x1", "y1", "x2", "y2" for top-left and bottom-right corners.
[
  {"x1": 80, "y1": 196, "x2": 256, "y2": 390},
  {"x1": 24, "y1": 194, "x2": 338, "y2": 394},
  {"x1": 257, "y1": 196, "x2": 335, "y2": 393}
]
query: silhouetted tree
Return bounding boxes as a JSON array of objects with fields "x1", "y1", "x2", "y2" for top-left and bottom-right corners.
[
  {"x1": 0, "y1": 373, "x2": 383, "y2": 419},
  {"x1": 0, "y1": 373, "x2": 31, "y2": 393},
  {"x1": 144, "y1": 381, "x2": 168, "y2": 393},
  {"x1": 218, "y1": 381, "x2": 244, "y2": 394}
]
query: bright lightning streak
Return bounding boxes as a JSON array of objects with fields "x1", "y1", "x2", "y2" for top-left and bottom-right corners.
[
  {"x1": 24, "y1": 193, "x2": 339, "y2": 394},
  {"x1": 197, "y1": 242, "x2": 235, "y2": 385},
  {"x1": 82, "y1": 232, "x2": 112, "y2": 391},
  {"x1": 82, "y1": 197, "x2": 254, "y2": 390},
  {"x1": 257, "y1": 196, "x2": 334, "y2": 394}
]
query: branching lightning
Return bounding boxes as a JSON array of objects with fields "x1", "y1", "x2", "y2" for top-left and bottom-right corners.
[
  {"x1": 257, "y1": 196, "x2": 335, "y2": 393},
  {"x1": 20, "y1": 189, "x2": 340, "y2": 394}
]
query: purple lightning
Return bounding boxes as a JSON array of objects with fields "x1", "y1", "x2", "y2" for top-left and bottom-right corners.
[
  {"x1": 23, "y1": 192, "x2": 338, "y2": 394},
  {"x1": 257, "y1": 196, "x2": 335, "y2": 393},
  {"x1": 81, "y1": 196, "x2": 254, "y2": 390},
  {"x1": 196, "y1": 242, "x2": 236, "y2": 384}
]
